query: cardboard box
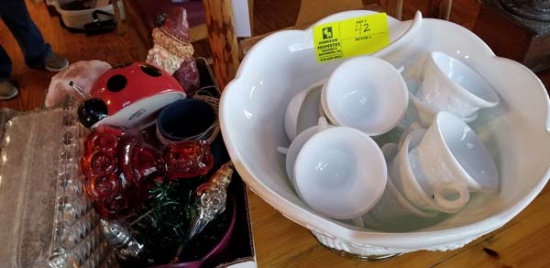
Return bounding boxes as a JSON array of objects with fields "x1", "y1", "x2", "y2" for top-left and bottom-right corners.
[
  {"x1": 194, "y1": 58, "x2": 257, "y2": 268},
  {"x1": 0, "y1": 58, "x2": 256, "y2": 267}
]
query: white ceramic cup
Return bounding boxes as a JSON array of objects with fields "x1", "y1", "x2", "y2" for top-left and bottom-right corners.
[
  {"x1": 394, "y1": 129, "x2": 470, "y2": 213},
  {"x1": 278, "y1": 117, "x2": 331, "y2": 189},
  {"x1": 284, "y1": 79, "x2": 324, "y2": 141},
  {"x1": 293, "y1": 126, "x2": 387, "y2": 220},
  {"x1": 362, "y1": 143, "x2": 439, "y2": 230},
  {"x1": 410, "y1": 92, "x2": 478, "y2": 127},
  {"x1": 414, "y1": 111, "x2": 499, "y2": 193},
  {"x1": 281, "y1": 126, "x2": 319, "y2": 190},
  {"x1": 415, "y1": 51, "x2": 499, "y2": 119},
  {"x1": 321, "y1": 55, "x2": 409, "y2": 136}
]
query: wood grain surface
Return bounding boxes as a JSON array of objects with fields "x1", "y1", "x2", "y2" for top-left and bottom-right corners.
[
  {"x1": 202, "y1": 0, "x2": 240, "y2": 91},
  {"x1": 249, "y1": 184, "x2": 550, "y2": 267},
  {"x1": 0, "y1": 0, "x2": 147, "y2": 112}
]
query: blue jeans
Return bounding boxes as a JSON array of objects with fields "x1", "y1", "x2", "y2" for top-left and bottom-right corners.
[{"x1": 0, "y1": 0, "x2": 52, "y2": 79}]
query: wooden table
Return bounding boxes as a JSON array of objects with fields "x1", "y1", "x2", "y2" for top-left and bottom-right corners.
[{"x1": 246, "y1": 184, "x2": 550, "y2": 267}]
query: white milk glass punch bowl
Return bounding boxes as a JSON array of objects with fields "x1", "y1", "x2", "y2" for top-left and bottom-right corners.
[{"x1": 219, "y1": 10, "x2": 550, "y2": 258}]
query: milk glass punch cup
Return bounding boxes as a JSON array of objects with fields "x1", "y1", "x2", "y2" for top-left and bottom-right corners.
[
  {"x1": 284, "y1": 79, "x2": 324, "y2": 141},
  {"x1": 414, "y1": 51, "x2": 500, "y2": 121},
  {"x1": 413, "y1": 111, "x2": 500, "y2": 193},
  {"x1": 362, "y1": 142, "x2": 441, "y2": 231},
  {"x1": 393, "y1": 128, "x2": 471, "y2": 214},
  {"x1": 321, "y1": 55, "x2": 409, "y2": 136},
  {"x1": 293, "y1": 125, "x2": 387, "y2": 221},
  {"x1": 278, "y1": 117, "x2": 331, "y2": 190}
]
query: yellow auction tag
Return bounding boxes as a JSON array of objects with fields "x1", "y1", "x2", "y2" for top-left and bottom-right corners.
[{"x1": 313, "y1": 13, "x2": 390, "y2": 63}]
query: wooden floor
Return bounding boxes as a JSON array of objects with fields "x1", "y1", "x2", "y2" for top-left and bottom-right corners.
[
  {"x1": 0, "y1": 0, "x2": 548, "y2": 113},
  {"x1": 0, "y1": 0, "x2": 148, "y2": 112},
  {"x1": 1, "y1": 0, "x2": 549, "y2": 113}
]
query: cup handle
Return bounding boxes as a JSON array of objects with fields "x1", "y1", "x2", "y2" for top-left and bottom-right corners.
[
  {"x1": 396, "y1": 66, "x2": 405, "y2": 73},
  {"x1": 352, "y1": 216, "x2": 365, "y2": 228},
  {"x1": 432, "y1": 181, "x2": 470, "y2": 213},
  {"x1": 317, "y1": 116, "x2": 330, "y2": 131},
  {"x1": 397, "y1": 122, "x2": 422, "y2": 148},
  {"x1": 276, "y1": 146, "x2": 289, "y2": 155},
  {"x1": 311, "y1": 78, "x2": 328, "y2": 88}
]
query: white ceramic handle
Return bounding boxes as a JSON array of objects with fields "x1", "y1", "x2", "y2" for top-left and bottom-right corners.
[
  {"x1": 317, "y1": 116, "x2": 330, "y2": 131},
  {"x1": 433, "y1": 181, "x2": 470, "y2": 213},
  {"x1": 396, "y1": 66, "x2": 405, "y2": 73},
  {"x1": 352, "y1": 216, "x2": 365, "y2": 228},
  {"x1": 276, "y1": 146, "x2": 289, "y2": 155}
]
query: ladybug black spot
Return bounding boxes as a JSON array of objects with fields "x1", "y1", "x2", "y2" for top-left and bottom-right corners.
[
  {"x1": 106, "y1": 75, "x2": 127, "y2": 92},
  {"x1": 140, "y1": 64, "x2": 162, "y2": 77},
  {"x1": 78, "y1": 98, "x2": 109, "y2": 128}
]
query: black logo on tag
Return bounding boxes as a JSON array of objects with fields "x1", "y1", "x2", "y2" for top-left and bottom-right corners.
[{"x1": 322, "y1": 27, "x2": 333, "y2": 39}]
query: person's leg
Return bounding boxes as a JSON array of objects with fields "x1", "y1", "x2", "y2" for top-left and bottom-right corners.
[
  {"x1": 0, "y1": 0, "x2": 52, "y2": 68},
  {"x1": 0, "y1": 0, "x2": 68, "y2": 71},
  {"x1": 0, "y1": 33, "x2": 19, "y2": 100},
  {"x1": 0, "y1": 45, "x2": 13, "y2": 80}
]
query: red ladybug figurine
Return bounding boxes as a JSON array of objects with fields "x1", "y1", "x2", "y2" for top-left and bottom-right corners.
[{"x1": 78, "y1": 62, "x2": 186, "y2": 129}]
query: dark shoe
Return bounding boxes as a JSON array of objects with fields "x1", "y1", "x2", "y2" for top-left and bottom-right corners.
[
  {"x1": 0, "y1": 80, "x2": 19, "y2": 100},
  {"x1": 44, "y1": 52, "x2": 69, "y2": 72}
]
